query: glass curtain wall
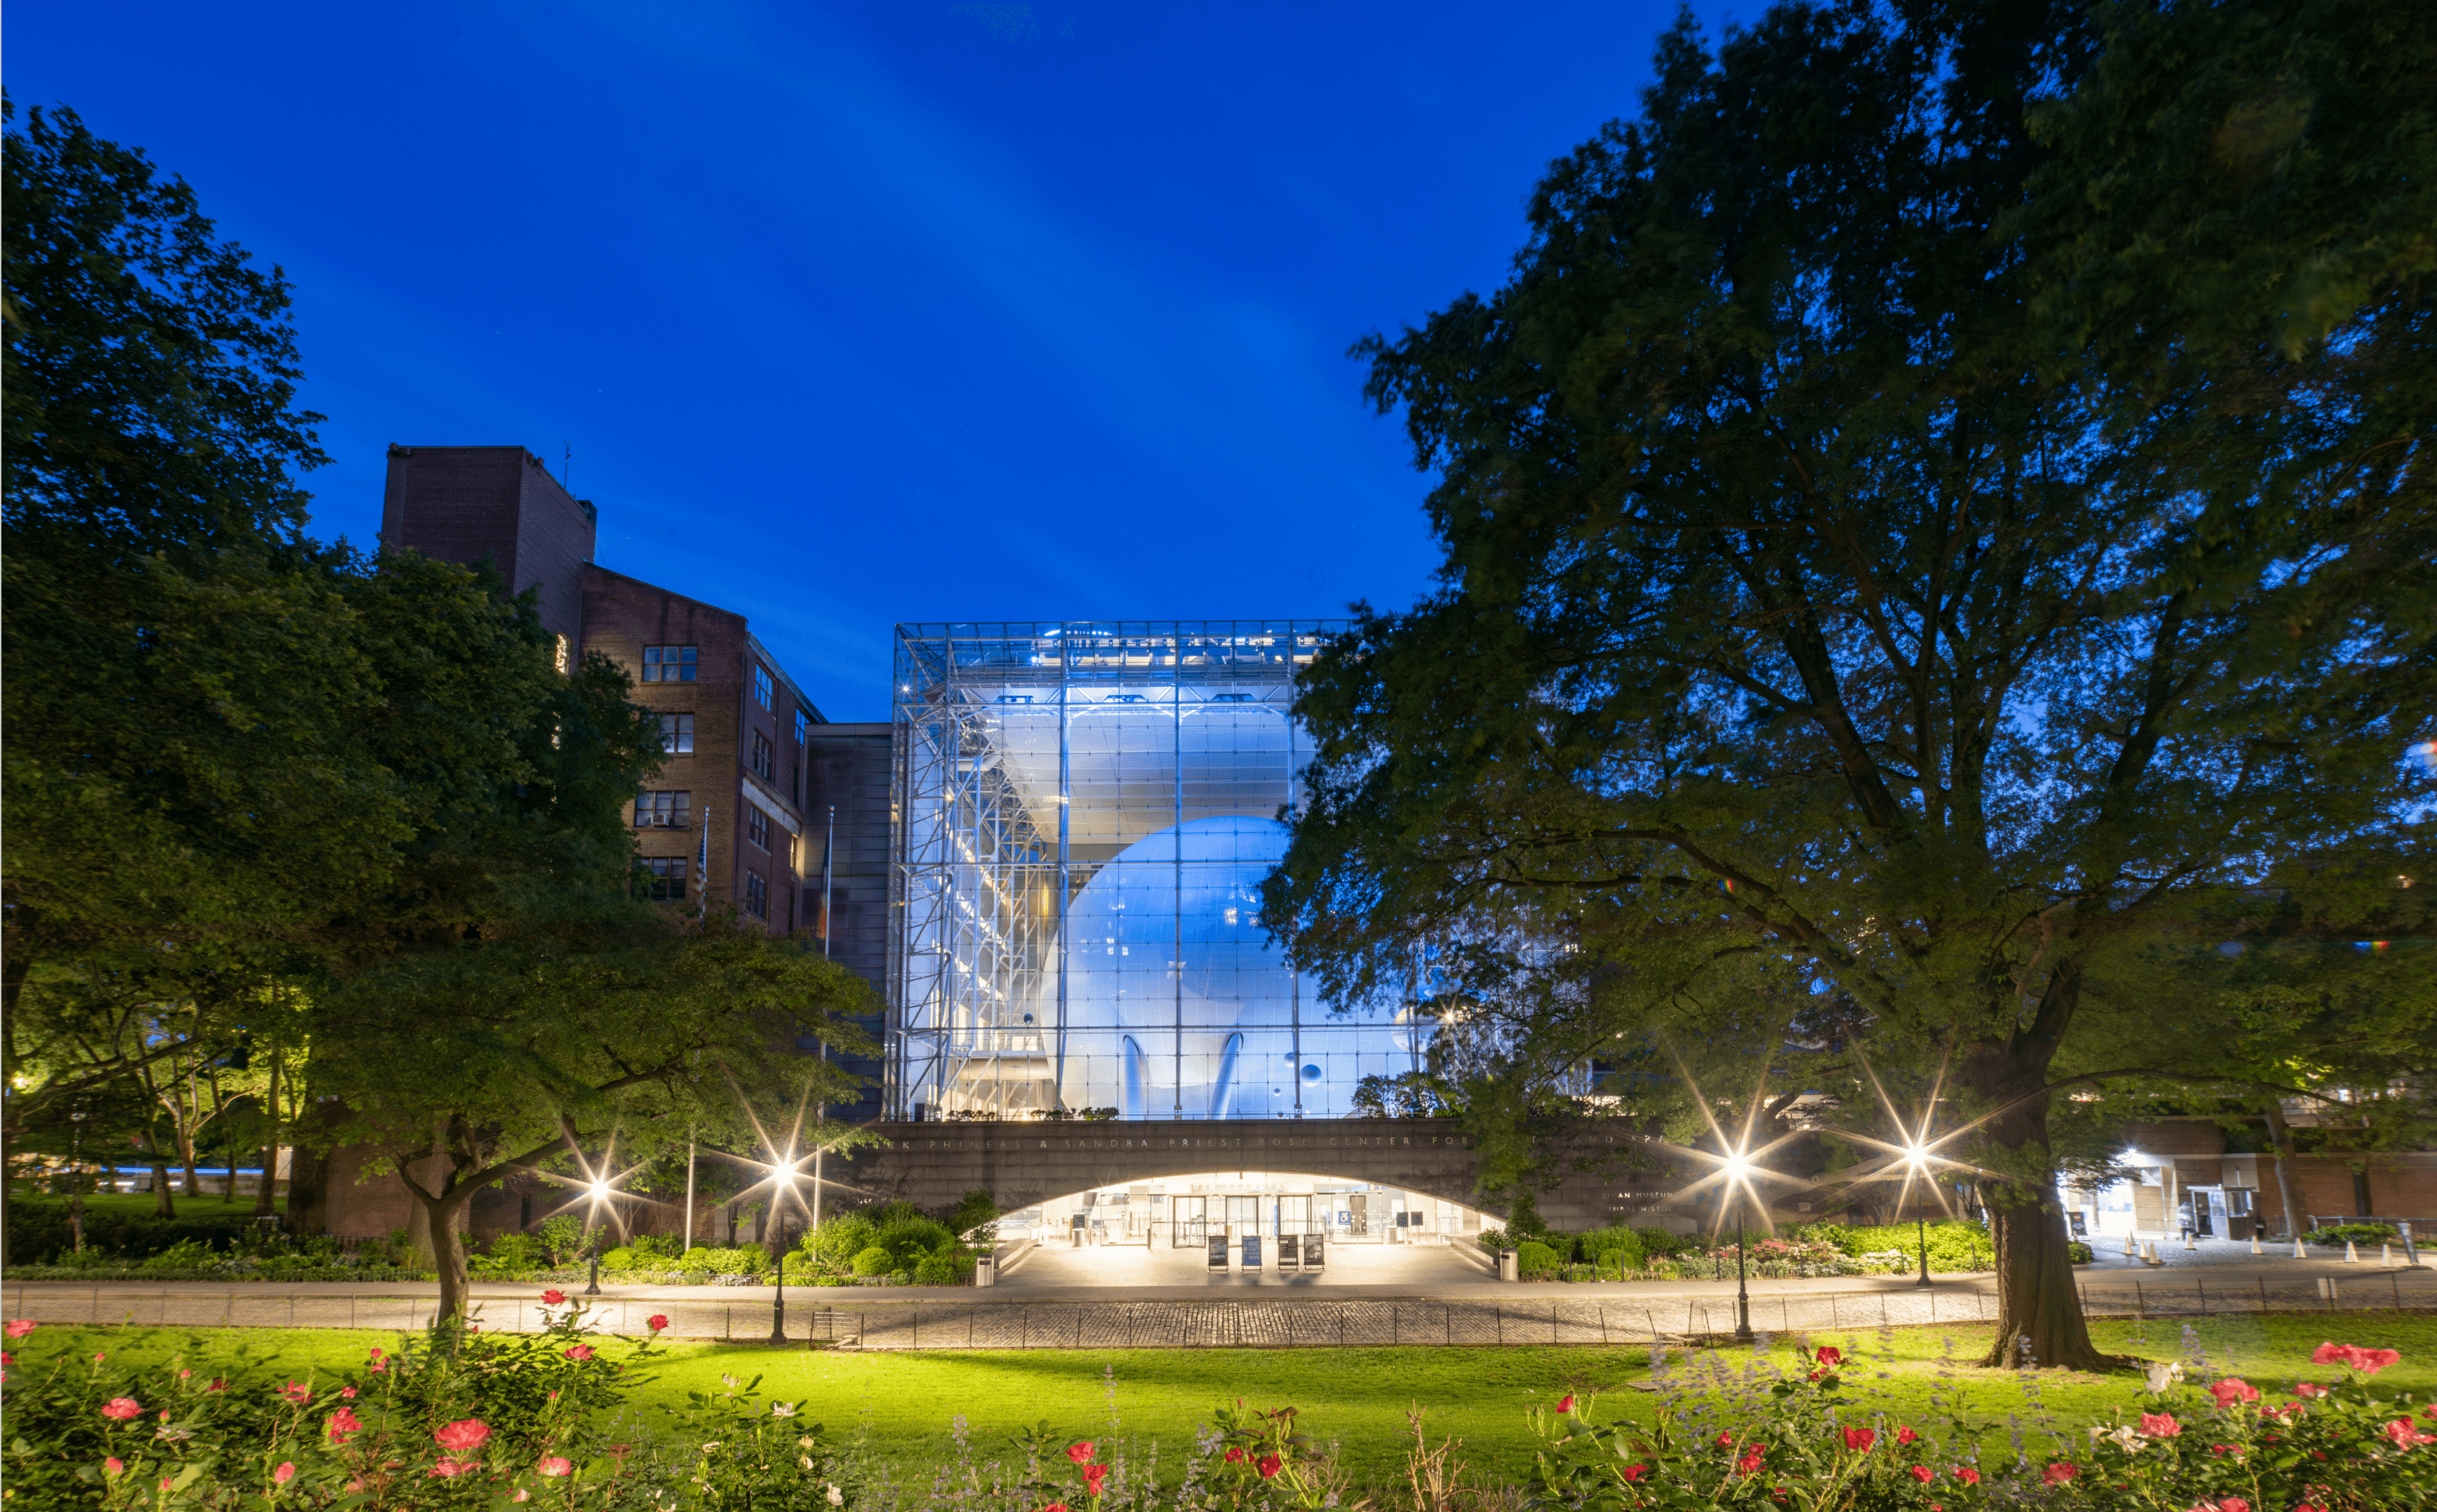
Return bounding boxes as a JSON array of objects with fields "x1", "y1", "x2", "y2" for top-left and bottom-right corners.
[{"x1": 888, "y1": 622, "x2": 1429, "y2": 1120}]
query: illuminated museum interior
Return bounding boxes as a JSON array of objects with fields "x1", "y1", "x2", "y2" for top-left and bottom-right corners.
[
  {"x1": 994, "y1": 1172, "x2": 1486, "y2": 1245},
  {"x1": 888, "y1": 622, "x2": 1432, "y2": 1120}
]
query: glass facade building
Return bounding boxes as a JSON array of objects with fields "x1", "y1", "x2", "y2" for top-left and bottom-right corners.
[{"x1": 887, "y1": 622, "x2": 1430, "y2": 1120}]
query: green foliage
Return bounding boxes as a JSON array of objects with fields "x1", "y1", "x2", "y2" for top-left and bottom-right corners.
[
  {"x1": 946, "y1": 1187, "x2": 1000, "y2": 1242},
  {"x1": 1515, "y1": 1240, "x2": 1562, "y2": 1280},
  {"x1": 849, "y1": 1245, "x2": 895, "y2": 1278},
  {"x1": 2306, "y1": 1223, "x2": 2401, "y2": 1247},
  {"x1": 809, "y1": 1213, "x2": 879, "y2": 1270},
  {"x1": 475, "y1": 1232, "x2": 549, "y2": 1276}
]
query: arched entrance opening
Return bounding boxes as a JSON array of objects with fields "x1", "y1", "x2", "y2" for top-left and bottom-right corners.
[{"x1": 983, "y1": 1169, "x2": 1498, "y2": 1288}]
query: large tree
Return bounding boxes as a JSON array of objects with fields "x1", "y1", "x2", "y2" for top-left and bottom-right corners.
[
  {"x1": 1267, "y1": 0, "x2": 2432, "y2": 1371},
  {"x1": 309, "y1": 921, "x2": 875, "y2": 1322}
]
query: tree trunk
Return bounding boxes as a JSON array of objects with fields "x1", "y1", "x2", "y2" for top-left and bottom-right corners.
[
  {"x1": 2264, "y1": 1100, "x2": 2305, "y2": 1239},
  {"x1": 253, "y1": 1051, "x2": 281, "y2": 1216},
  {"x1": 399, "y1": 1170, "x2": 480, "y2": 1324},
  {"x1": 1962, "y1": 1014, "x2": 2120, "y2": 1373},
  {"x1": 144, "y1": 1128, "x2": 177, "y2": 1218}
]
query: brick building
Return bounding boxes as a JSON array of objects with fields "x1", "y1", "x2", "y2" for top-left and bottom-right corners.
[
  {"x1": 298, "y1": 445, "x2": 893, "y2": 1247},
  {"x1": 379, "y1": 444, "x2": 829, "y2": 936}
]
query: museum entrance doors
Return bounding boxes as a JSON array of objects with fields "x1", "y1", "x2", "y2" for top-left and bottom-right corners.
[{"x1": 1170, "y1": 1197, "x2": 1208, "y2": 1247}]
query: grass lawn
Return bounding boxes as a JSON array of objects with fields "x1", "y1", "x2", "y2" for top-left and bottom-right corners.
[
  {"x1": 8, "y1": 1191, "x2": 284, "y2": 1220},
  {"x1": 24, "y1": 1313, "x2": 2434, "y2": 1486}
]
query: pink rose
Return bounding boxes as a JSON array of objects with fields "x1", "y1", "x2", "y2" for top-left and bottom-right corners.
[
  {"x1": 2358, "y1": 1348, "x2": 2402, "y2": 1375},
  {"x1": 275, "y1": 1380, "x2": 312, "y2": 1406},
  {"x1": 2385, "y1": 1418, "x2": 2436, "y2": 1449},
  {"x1": 104, "y1": 1458, "x2": 124, "y2": 1476},
  {"x1": 328, "y1": 1406, "x2": 363, "y2": 1444},
  {"x1": 431, "y1": 1458, "x2": 478, "y2": 1478},
  {"x1": 2137, "y1": 1411, "x2": 2181, "y2": 1438},
  {"x1": 538, "y1": 1457, "x2": 575, "y2": 1477},
  {"x1": 2041, "y1": 1462, "x2": 2077, "y2": 1485},
  {"x1": 647, "y1": 1314, "x2": 670, "y2": 1334},
  {"x1": 273, "y1": 1463, "x2": 296, "y2": 1486},
  {"x1": 2208, "y1": 1378, "x2": 2261, "y2": 1407},
  {"x1": 3, "y1": 1320, "x2": 34, "y2": 1339},
  {"x1": 101, "y1": 1398, "x2": 144, "y2": 1422},
  {"x1": 563, "y1": 1345, "x2": 596, "y2": 1362},
  {"x1": 433, "y1": 1419, "x2": 493, "y2": 1452},
  {"x1": 2294, "y1": 1381, "x2": 2329, "y2": 1398}
]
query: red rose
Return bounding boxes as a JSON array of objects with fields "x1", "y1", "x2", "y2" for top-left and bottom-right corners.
[
  {"x1": 1909, "y1": 1466, "x2": 1933, "y2": 1483},
  {"x1": 4, "y1": 1321, "x2": 34, "y2": 1340},
  {"x1": 1841, "y1": 1428, "x2": 1875, "y2": 1452},
  {"x1": 1737, "y1": 1452, "x2": 1764, "y2": 1475},
  {"x1": 2209, "y1": 1378, "x2": 2261, "y2": 1408},
  {"x1": 101, "y1": 1398, "x2": 144, "y2": 1422},
  {"x1": 2041, "y1": 1462, "x2": 2077, "y2": 1485},
  {"x1": 540, "y1": 1289, "x2": 568, "y2": 1305},
  {"x1": 1556, "y1": 1394, "x2": 1574, "y2": 1414},
  {"x1": 1620, "y1": 1465, "x2": 1647, "y2": 1483},
  {"x1": 1256, "y1": 1455, "x2": 1281, "y2": 1480},
  {"x1": 564, "y1": 1345, "x2": 596, "y2": 1362},
  {"x1": 2137, "y1": 1411, "x2": 2181, "y2": 1438},
  {"x1": 1814, "y1": 1345, "x2": 1842, "y2": 1368},
  {"x1": 1067, "y1": 1442, "x2": 1095, "y2": 1464},
  {"x1": 1950, "y1": 1467, "x2": 1980, "y2": 1484},
  {"x1": 1082, "y1": 1464, "x2": 1108, "y2": 1492},
  {"x1": 1224, "y1": 1448, "x2": 1246, "y2": 1464},
  {"x1": 648, "y1": 1315, "x2": 670, "y2": 1333},
  {"x1": 1897, "y1": 1426, "x2": 1918, "y2": 1445},
  {"x1": 433, "y1": 1420, "x2": 492, "y2": 1452}
]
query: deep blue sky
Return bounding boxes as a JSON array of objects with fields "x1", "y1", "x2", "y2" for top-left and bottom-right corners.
[{"x1": 12, "y1": 1, "x2": 1728, "y2": 719}]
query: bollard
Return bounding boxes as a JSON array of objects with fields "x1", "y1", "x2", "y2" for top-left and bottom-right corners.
[
  {"x1": 2293, "y1": 1238, "x2": 2308, "y2": 1259},
  {"x1": 2185, "y1": 1229, "x2": 2199, "y2": 1252},
  {"x1": 2345, "y1": 1240, "x2": 2360, "y2": 1264},
  {"x1": 2382, "y1": 1243, "x2": 2396, "y2": 1268},
  {"x1": 2250, "y1": 1235, "x2": 2263, "y2": 1255},
  {"x1": 2142, "y1": 1240, "x2": 2160, "y2": 1266},
  {"x1": 2124, "y1": 1231, "x2": 2139, "y2": 1257}
]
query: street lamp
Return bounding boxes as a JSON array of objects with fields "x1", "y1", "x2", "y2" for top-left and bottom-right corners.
[
  {"x1": 585, "y1": 1176, "x2": 613, "y2": 1296},
  {"x1": 767, "y1": 1149, "x2": 801, "y2": 1348},
  {"x1": 1906, "y1": 1144, "x2": 1934, "y2": 1289},
  {"x1": 1720, "y1": 1149, "x2": 1756, "y2": 1343}
]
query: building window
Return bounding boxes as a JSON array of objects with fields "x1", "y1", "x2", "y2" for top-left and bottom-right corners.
[
  {"x1": 634, "y1": 790, "x2": 690, "y2": 828},
  {"x1": 640, "y1": 857, "x2": 687, "y2": 902},
  {"x1": 752, "y1": 664, "x2": 773, "y2": 708},
  {"x1": 659, "y1": 713, "x2": 694, "y2": 755},
  {"x1": 642, "y1": 645, "x2": 697, "y2": 682},
  {"x1": 750, "y1": 731, "x2": 776, "y2": 780},
  {"x1": 794, "y1": 708, "x2": 811, "y2": 744},
  {"x1": 744, "y1": 869, "x2": 769, "y2": 918},
  {"x1": 747, "y1": 806, "x2": 770, "y2": 852}
]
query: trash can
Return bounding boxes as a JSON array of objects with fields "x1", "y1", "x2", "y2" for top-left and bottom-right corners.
[
  {"x1": 1498, "y1": 1249, "x2": 1519, "y2": 1282},
  {"x1": 974, "y1": 1254, "x2": 996, "y2": 1288}
]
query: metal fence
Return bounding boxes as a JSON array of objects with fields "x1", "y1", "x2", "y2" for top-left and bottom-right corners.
[{"x1": 9, "y1": 1270, "x2": 2431, "y2": 1350}]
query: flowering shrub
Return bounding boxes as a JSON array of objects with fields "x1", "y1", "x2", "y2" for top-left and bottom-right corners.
[
  {"x1": 0, "y1": 1296, "x2": 664, "y2": 1508},
  {"x1": 1516, "y1": 1337, "x2": 2433, "y2": 1511}
]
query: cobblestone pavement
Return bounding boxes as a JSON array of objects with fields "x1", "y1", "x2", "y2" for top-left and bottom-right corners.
[{"x1": 10, "y1": 1268, "x2": 2432, "y2": 1347}]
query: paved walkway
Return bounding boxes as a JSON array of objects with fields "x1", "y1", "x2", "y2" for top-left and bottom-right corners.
[{"x1": 8, "y1": 1245, "x2": 2428, "y2": 1348}]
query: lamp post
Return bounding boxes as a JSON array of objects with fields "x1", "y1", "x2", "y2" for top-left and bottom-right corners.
[
  {"x1": 1906, "y1": 1144, "x2": 1934, "y2": 1288},
  {"x1": 767, "y1": 1149, "x2": 800, "y2": 1348},
  {"x1": 1722, "y1": 1150, "x2": 1755, "y2": 1343},
  {"x1": 585, "y1": 1177, "x2": 613, "y2": 1296},
  {"x1": 68, "y1": 1106, "x2": 90, "y2": 1254}
]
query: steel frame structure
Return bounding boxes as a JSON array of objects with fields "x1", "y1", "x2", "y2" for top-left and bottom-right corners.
[{"x1": 887, "y1": 620, "x2": 1427, "y2": 1121}]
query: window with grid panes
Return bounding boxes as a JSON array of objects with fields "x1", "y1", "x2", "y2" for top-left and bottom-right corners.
[
  {"x1": 640, "y1": 857, "x2": 687, "y2": 902},
  {"x1": 641, "y1": 645, "x2": 697, "y2": 682},
  {"x1": 752, "y1": 664, "x2": 773, "y2": 708},
  {"x1": 659, "y1": 713, "x2": 694, "y2": 754},
  {"x1": 744, "y1": 869, "x2": 769, "y2": 918},
  {"x1": 750, "y1": 731, "x2": 776, "y2": 780},
  {"x1": 747, "y1": 806, "x2": 769, "y2": 851},
  {"x1": 634, "y1": 790, "x2": 690, "y2": 828},
  {"x1": 794, "y1": 708, "x2": 811, "y2": 744}
]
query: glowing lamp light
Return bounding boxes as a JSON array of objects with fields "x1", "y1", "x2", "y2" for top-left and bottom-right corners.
[
  {"x1": 1719, "y1": 1151, "x2": 1754, "y2": 1182},
  {"x1": 1904, "y1": 1143, "x2": 1931, "y2": 1171},
  {"x1": 588, "y1": 1178, "x2": 613, "y2": 1203}
]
